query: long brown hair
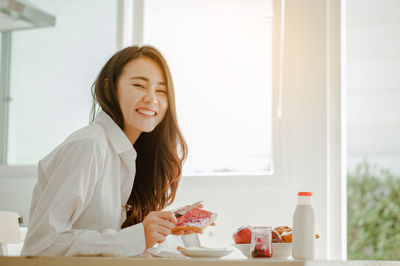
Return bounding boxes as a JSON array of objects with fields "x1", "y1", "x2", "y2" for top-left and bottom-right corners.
[{"x1": 90, "y1": 46, "x2": 187, "y2": 228}]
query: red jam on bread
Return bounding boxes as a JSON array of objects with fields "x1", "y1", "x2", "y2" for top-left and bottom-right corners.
[{"x1": 172, "y1": 207, "x2": 217, "y2": 233}]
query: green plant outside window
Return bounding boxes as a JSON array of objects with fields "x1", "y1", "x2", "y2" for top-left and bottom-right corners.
[{"x1": 348, "y1": 161, "x2": 400, "y2": 260}]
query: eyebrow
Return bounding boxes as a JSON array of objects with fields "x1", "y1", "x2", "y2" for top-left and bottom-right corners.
[{"x1": 130, "y1": 76, "x2": 166, "y2": 85}]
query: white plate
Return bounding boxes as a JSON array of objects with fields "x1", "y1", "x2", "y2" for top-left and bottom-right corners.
[{"x1": 178, "y1": 247, "x2": 234, "y2": 258}]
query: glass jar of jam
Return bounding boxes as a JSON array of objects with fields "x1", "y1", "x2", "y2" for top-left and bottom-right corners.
[{"x1": 251, "y1": 226, "x2": 273, "y2": 258}]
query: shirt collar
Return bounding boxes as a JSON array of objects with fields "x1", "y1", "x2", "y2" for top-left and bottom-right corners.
[{"x1": 94, "y1": 110, "x2": 136, "y2": 156}]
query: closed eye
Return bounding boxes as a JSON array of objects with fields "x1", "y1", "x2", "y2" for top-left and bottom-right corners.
[
  {"x1": 133, "y1": 84, "x2": 145, "y2": 89},
  {"x1": 157, "y1": 90, "x2": 167, "y2": 95}
]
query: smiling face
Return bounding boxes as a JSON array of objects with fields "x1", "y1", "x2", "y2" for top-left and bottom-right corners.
[{"x1": 117, "y1": 56, "x2": 168, "y2": 144}]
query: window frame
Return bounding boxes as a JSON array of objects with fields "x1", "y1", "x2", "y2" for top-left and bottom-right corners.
[{"x1": 0, "y1": 32, "x2": 11, "y2": 164}]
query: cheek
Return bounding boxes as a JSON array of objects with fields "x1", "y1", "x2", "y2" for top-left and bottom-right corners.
[
  {"x1": 118, "y1": 97, "x2": 130, "y2": 115},
  {"x1": 155, "y1": 106, "x2": 167, "y2": 124},
  {"x1": 120, "y1": 90, "x2": 140, "y2": 113},
  {"x1": 116, "y1": 86, "x2": 128, "y2": 112},
  {"x1": 160, "y1": 99, "x2": 168, "y2": 118}
]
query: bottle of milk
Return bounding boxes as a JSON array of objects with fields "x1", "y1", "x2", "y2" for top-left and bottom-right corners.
[{"x1": 292, "y1": 192, "x2": 315, "y2": 259}]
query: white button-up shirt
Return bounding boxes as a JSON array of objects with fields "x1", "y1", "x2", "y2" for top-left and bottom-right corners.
[{"x1": 21, "y1": 110, "x2": 146, "y2": 257}]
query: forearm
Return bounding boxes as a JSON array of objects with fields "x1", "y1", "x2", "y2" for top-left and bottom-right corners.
[{"x1": 22, "y1": 223, "x2": 146, "y2": 257}]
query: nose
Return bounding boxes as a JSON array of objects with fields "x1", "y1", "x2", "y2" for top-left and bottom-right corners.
[{"x1": 143, "y1": 90, "x2": 158, "y2": 105}]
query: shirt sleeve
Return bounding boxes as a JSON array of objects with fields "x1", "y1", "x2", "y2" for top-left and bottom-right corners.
[{"x1": 22, "y1": 138, "x2": 146, "y2": 257}]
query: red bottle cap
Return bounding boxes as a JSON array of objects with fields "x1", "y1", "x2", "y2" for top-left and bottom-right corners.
[{"x1": 298, "y1": 192, "x2": 313, "y2": 196}]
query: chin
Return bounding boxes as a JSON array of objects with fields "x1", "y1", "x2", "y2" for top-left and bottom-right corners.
[{"x1": 140, "y1": 125, "x2": 157, "y2": 133}]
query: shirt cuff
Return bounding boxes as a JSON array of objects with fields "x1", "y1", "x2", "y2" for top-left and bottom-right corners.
[{"x1": 118, "y1": 223, "x2": 146, "y2": 256}]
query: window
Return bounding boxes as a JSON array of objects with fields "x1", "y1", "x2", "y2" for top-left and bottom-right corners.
[
  {"x1": 346, "y1": 0, "x2": 400, "y2": 260},
  {"x1": 6, "y1": 0, "x2": 117, "y2": 164},
  {"x1": 142, "y1": 0, "x2": 273, "y2": 174}
]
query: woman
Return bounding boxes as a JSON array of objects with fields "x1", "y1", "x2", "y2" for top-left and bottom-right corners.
[{"x1": 21, "y1": 46, "x2": 188, "y2": 256}]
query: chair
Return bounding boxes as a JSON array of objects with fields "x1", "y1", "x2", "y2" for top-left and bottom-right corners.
[{"x1": 0, "y1": 211, "x2": 22, "y2": 256}]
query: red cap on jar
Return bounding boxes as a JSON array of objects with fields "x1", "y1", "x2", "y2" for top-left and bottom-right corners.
[{"x1": 298, "y1": 192, "x2": 313, "y2": 196}]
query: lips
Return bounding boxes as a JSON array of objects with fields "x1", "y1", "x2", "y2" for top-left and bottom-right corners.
[{"x1": 136, "y1": 108, "x2": 157, "y2": 117}]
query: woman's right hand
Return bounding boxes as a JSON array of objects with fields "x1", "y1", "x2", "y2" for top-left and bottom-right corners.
[{"x1": 142, "y1": 211, "x2": 177, "y2": 249}]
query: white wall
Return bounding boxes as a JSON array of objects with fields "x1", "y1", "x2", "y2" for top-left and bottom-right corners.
[
  {"x1": 347, "y1": 0, "x2": 400, "y2": 175},
  {"x1": 0, "y1": 166, "x2": 36, "y2": 227}
]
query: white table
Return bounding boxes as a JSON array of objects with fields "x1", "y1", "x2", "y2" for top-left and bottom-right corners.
[{"x1": 1, "y1": 257, "x2": 400, "y2": 266}]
